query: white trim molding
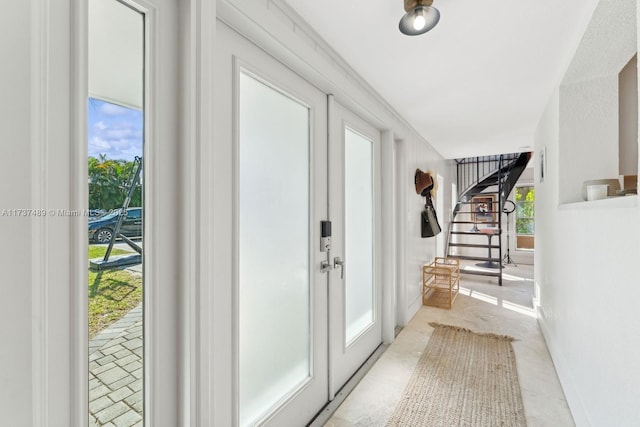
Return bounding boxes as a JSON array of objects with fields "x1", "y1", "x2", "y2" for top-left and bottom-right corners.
[
  {"x1": 30, "y1": 0, "x2": 88, "y2": 425},
  {"x1": 180, "y1": 0, "x2": 217, "y2": 425},
  {"x1": 381, "y1": 130, "x2": 396, "y2": 344}
]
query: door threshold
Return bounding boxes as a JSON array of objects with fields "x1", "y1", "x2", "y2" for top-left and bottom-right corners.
[{"x1": 307, "y1": 343, "x2": 388, "y2": 427}]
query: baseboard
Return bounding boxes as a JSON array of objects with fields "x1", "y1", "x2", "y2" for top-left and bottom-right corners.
[
  {"x1": 537, "y1": 312, "x2": 591, "y2": 427},
  {"x1": 407, "y1": 294, "x2": 422, "y2": 324}
]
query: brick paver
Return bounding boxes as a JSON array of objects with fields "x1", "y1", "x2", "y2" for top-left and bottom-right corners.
[{"x1": 89, "y1": 300, "x2": 143, "y2": 426}]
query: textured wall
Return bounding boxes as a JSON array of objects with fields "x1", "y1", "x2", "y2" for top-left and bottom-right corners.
[
  {"x1": 535, "y1": 38, "x2": 640, "y2": 427},
  {"x1": 559, "y1": 76, "x2": 619, "y2": 203}
]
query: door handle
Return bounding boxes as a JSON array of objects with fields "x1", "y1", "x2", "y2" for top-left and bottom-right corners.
[
  {"x1": 321, "y1": 260, "x2": 332, "y2": 274},
  {"x1": 333, "y1": 257, "x2": 345, "y2": 279}
]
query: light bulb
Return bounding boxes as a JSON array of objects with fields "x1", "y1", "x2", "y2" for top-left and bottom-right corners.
[
  {"x1": 399, "y1": 4, "x2": 440, "y2": 36},
  {"x1": 413, "y1": 12, "x2": 426, "y2": 31}
]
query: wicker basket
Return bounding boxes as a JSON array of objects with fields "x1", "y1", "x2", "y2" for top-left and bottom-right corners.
[{"x1": 422, "y1": 257, "x2": 460, "y2": 309}]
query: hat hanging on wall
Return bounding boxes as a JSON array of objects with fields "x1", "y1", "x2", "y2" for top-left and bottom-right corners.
[{"x1": 415, "y1": 169, "x2": 434, "y2": 196}]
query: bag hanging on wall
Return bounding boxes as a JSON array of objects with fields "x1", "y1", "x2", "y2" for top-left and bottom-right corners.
[{"x1": 421, "y1": 206, "x2": 442, "y2": 238}]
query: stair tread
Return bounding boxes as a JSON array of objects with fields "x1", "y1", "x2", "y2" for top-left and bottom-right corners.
[
  {"x1": 448, "y1": 243, "x2": 500, "y2": 249},
  {"x1": 450, "y1": 231, "x2": 499, "y2": 235},
  {"x1": 454, "y1": 211, "x2": 500, "y2": 214},
  {"x1": 457, "y1": 201, "x2": 500, "y2": 205},
  {"x1": 452, "y1": 221, "x2": 499, "y2": 224},
  {"x1": 446, "y1": 255, "x2": 501, "y2": 262},
  {"x1": 465, "y1": 191, "x2": 500, "y2": 196}
]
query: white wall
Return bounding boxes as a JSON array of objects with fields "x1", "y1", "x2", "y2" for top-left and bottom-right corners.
[
  {"x1": 396, "y1": 137, "x2": 454, "y2": 323},
  {"x1": 559, "y1": 76, "x2": 619, "y2": 203},
  {"x1": 534, "y1": 4, "x2": 640, "y2": 421},
  {"x1": 535, "y1": 91, "x2": 640, "y2": 427}
]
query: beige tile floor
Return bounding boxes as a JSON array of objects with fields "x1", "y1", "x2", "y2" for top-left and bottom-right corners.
[{"x1": 325, "y1": 263, "x2": 575, "y2": 427}]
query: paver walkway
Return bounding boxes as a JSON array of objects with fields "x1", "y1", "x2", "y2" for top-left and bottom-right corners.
[{"x1": 89, "y1": 302, "x2": 143, "y2": 427}]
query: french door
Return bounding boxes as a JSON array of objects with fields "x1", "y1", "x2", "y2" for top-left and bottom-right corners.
[
  {"x1": 217, "y1": 22, "x2": 382, "y2": 427},
  {"x1": 328, "y1": 100, "x2": 383, "y2": 397}
]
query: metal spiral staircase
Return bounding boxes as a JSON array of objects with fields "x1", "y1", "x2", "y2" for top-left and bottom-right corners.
[{"x1": 446, "y1": 152, "x2": 532, "y2": 285}]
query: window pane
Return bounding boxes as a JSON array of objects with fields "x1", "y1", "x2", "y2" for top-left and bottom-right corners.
[
  {"x1": 344, "y1": 127, "x2": 374, "y2": 344},
  {"x1": 516, "y1": 202, "x2": 534, "y2": 219},
  {"x1": 238, "y1": 72, "x2": 311, "y2": 426},
  {"x1": 515, "y1": 186, "x2": 535, "y2": 236},
  {"x1": 516, "y1": 218, "x2": 535, "y2": 235},
  {"x1": 88, "y1": 1, "x2": 145, "y2": 425}
]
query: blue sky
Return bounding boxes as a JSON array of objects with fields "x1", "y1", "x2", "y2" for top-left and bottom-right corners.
[{"x1": 88, "y1": 98, "x2": 143, "y2": 161}]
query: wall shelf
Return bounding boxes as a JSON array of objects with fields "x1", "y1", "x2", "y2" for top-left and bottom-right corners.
[{"x1": 558, "y1": 195, "x2": 638, "y2": 210}]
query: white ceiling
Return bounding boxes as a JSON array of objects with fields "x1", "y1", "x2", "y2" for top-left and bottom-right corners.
[{"x1": 285, "y1": 0, "x2": 601, "y2": 158}]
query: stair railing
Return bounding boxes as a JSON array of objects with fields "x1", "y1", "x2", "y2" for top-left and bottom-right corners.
[
  {"x1": 497, "y1": 155, "x2": 504, "y2": 286},
  {"x1": 449, "y1": 152, "x2": 532, "y2": 287},
  {"x1": 456, "y1": 153, "x2": 520, "y2": 199}
]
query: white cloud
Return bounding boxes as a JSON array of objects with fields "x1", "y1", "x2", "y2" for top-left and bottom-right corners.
[
  {"x1": 100, "y1": 103, "x2": 129, "y2": 116},
  {"x1": 106, "y1": 128, "x2": 134, "y2": 139},
  {"x1": 90, "y1": 136, "x2": 111, "y2": 150},
  {"x1": 88, "y1": 100, "x2": 143, "y2": 161},
  {"x1": 111, "y1": 139, "x2": 134, "y2": 150}
]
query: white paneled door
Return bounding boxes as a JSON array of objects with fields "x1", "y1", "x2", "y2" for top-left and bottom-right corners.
[
  {"x1": 217, "y1": 23, "x2": 383, "y2": 427},
  {"x1": 328, "y1": 101, "x2": 383, "y2": 397},
  {"x1": 218, "y1": 23, "x2": 329, "y2": 427}
]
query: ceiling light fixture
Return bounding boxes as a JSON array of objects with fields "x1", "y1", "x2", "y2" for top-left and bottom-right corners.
[{"x1": 399, "y1": 0, "x2": 440, "y2": 36}]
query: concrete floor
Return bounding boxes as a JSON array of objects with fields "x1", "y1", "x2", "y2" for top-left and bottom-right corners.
[{"x1": 325, "y1": 263, "x2": 575, "y2": 427}]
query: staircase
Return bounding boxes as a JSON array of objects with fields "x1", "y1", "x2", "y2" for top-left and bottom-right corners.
[{"x1": 446, "y1": 152, "x2": 532, "y2": 285}]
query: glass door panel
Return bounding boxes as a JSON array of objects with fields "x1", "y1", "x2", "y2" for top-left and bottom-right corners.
[
  {"x1": 238, "y1": 70, "x2": 322, "y2": 426},
  {"x1": 344, "y1": 128, "x2": 375, "y2": 344}
]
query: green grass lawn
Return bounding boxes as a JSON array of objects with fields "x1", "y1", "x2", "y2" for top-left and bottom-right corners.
[
  {"x1": 88, "y1": 245, "x2": 142, "y2": 338},
  {"x1": 88, "y1": 245, "x2": 131, "y2": 259}
]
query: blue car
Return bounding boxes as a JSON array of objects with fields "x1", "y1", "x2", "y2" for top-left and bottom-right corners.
[{"x1": 88, "y1": 207, "x2": 143, "y2": 244}]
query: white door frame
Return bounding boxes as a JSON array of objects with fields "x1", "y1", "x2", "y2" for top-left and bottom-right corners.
[
  {"x1": 435, "y1": 173, "x2": 445, "y2": 257},
  {"x1": 30, "y1": 1, "x2": 89, "y2": 425},
  {"x1": 136, "y1": 1, "x2": 181, "y2": 425},
  {"x1": 381, "y1": 130, "x2": 396, "y2": 343},
  {"x1": 395, "y1": 139, "x2": 408, "y2": 327}
]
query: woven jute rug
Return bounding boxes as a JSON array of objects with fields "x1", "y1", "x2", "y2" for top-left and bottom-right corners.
[{"x1": 386, "y1": 322, "x2": 526, "y2": 427}]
